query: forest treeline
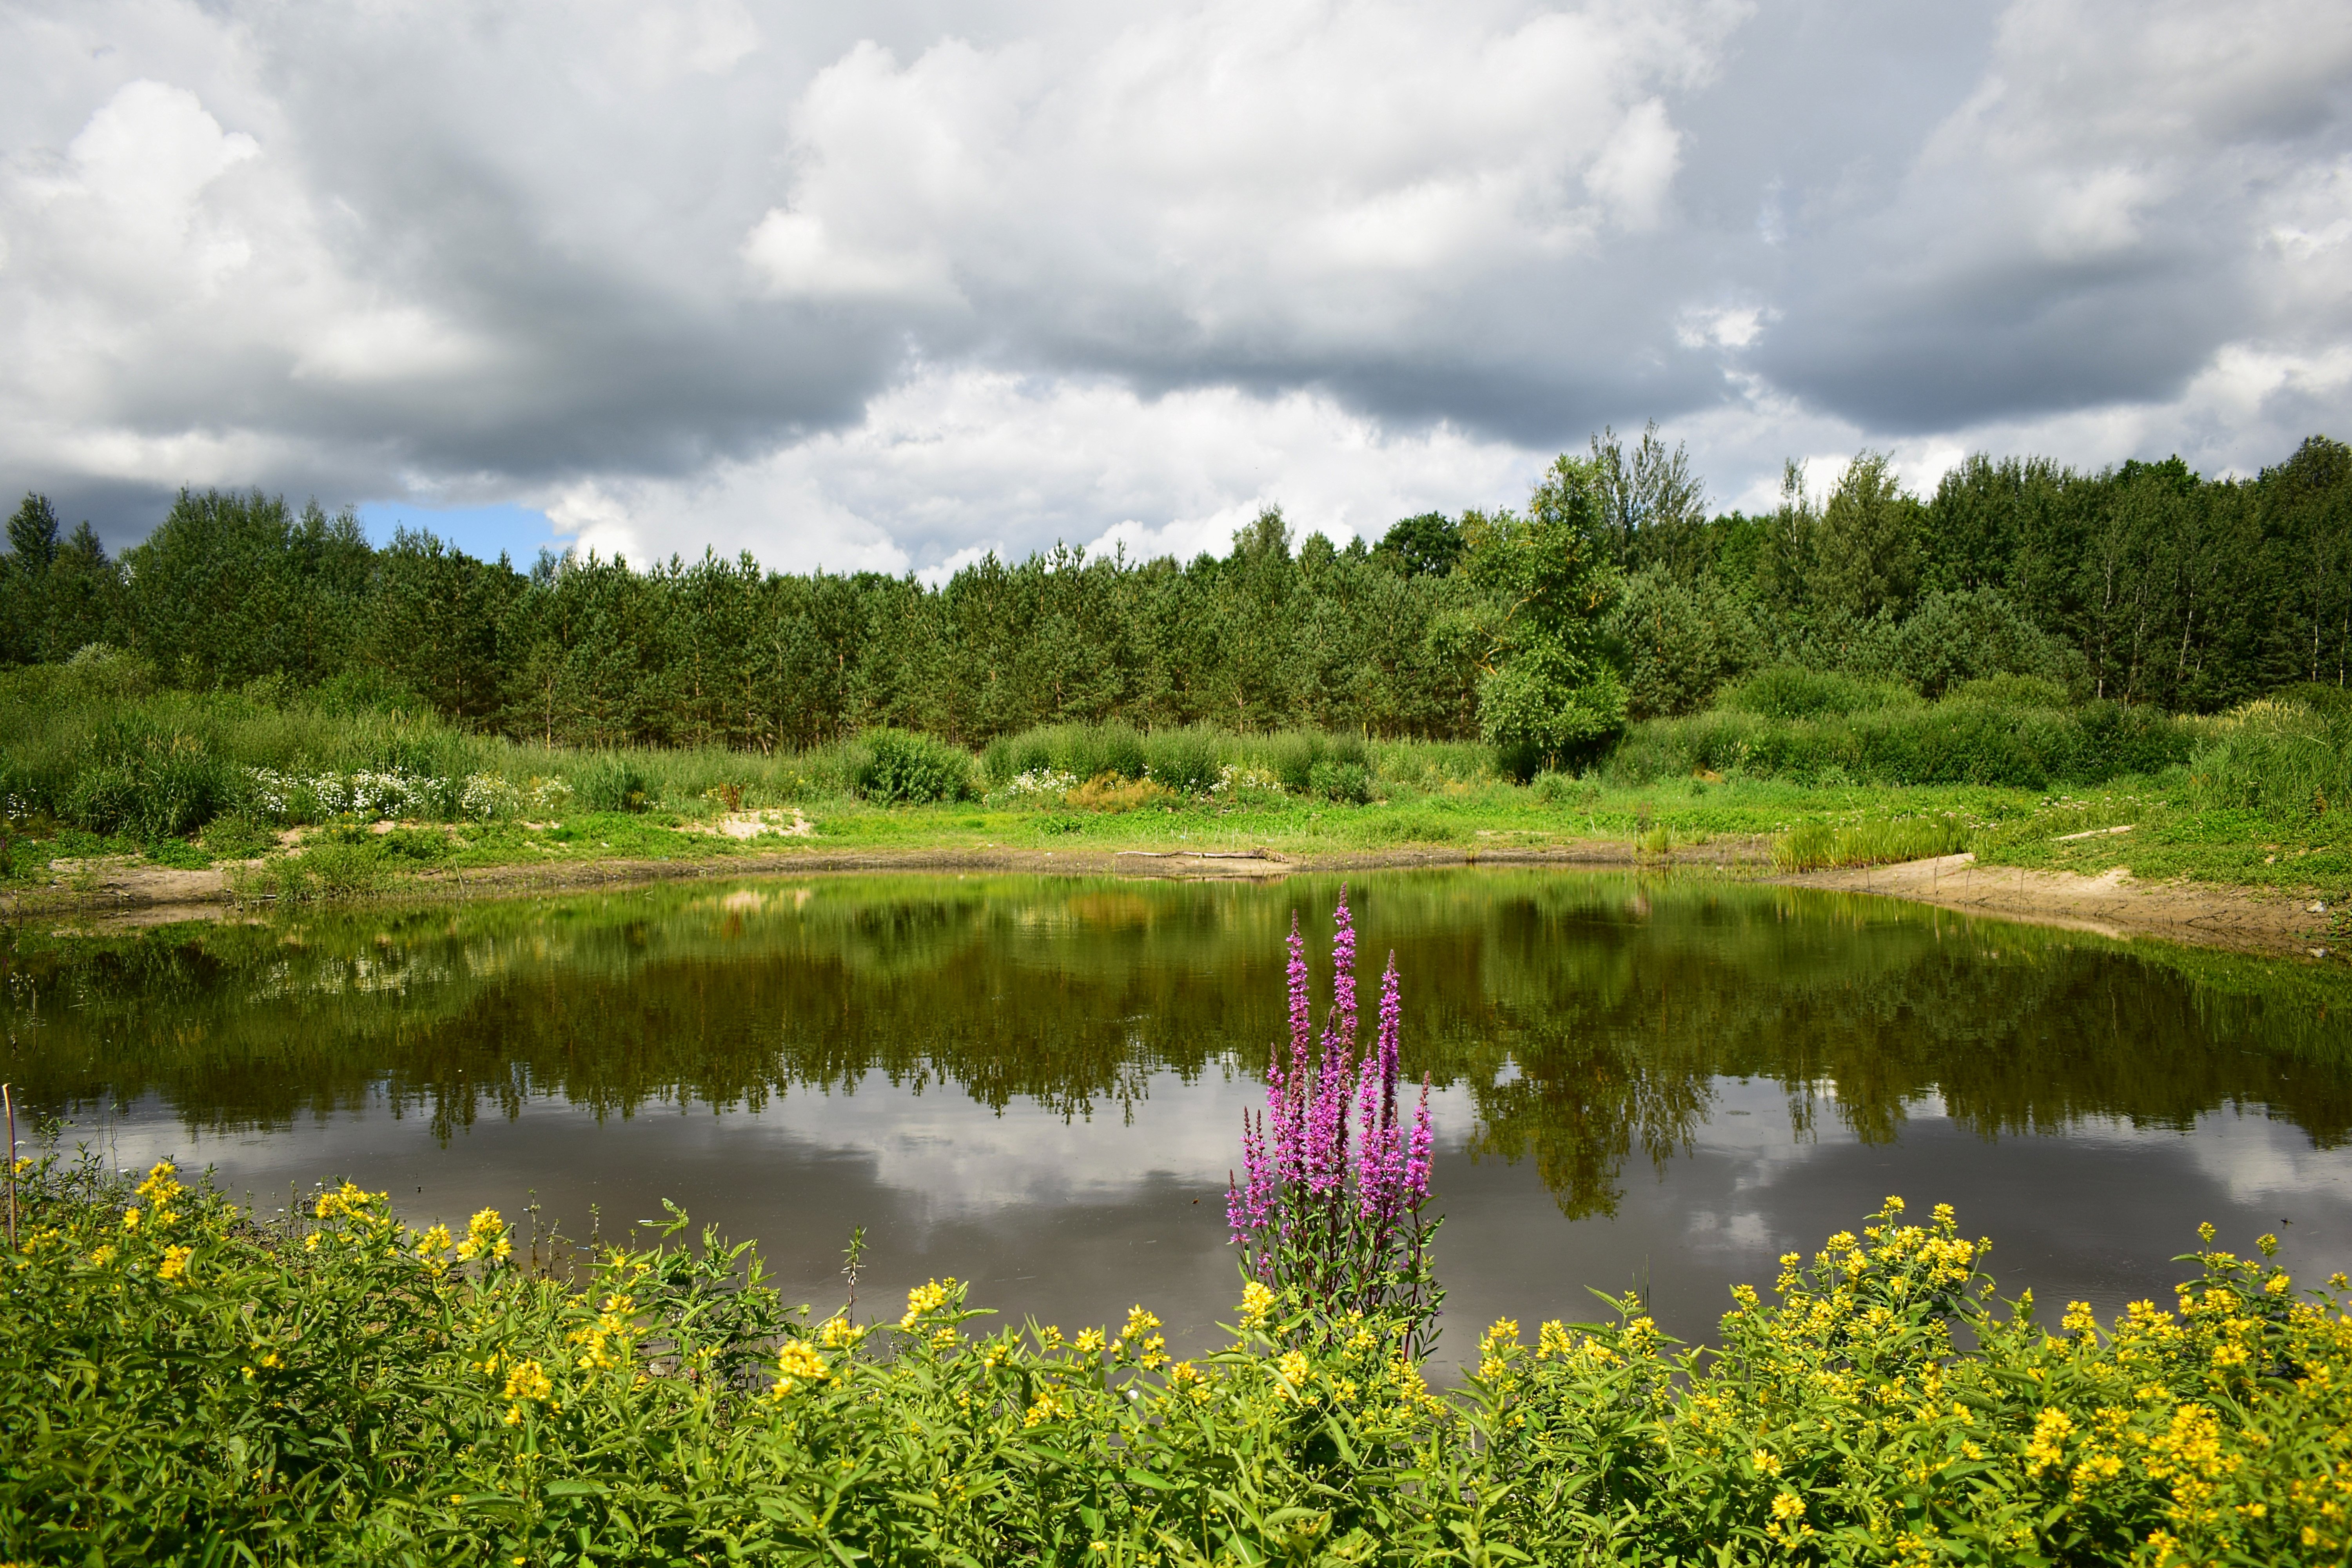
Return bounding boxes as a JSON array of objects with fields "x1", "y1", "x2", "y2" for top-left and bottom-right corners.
[{"x1": 5, "y1": 428, "x2": 2348, "y2": 762}]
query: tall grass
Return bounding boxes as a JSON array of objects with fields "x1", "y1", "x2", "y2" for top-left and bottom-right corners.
[
  {"x1": 2186, "y1": 696, "x2": 2352, "y2": 822},
  {"x1": 1774, "y1": 815, "x2": 1971, "y2": 871},
  {"x1": 1611, "y1": 691, "x2": 2193, "y2": 790},
  {"x1": 979, "y1": 722, "x2": 1402, "y2": 801}
]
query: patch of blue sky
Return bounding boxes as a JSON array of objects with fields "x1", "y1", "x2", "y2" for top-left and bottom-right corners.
[{"x1": 354, "y1": 501, "x2": 564, "y2": 566}]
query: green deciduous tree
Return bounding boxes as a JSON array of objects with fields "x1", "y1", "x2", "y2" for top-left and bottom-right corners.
[{"x1": 1466, "y1": 459, "x2": 1629, "y2": 773}]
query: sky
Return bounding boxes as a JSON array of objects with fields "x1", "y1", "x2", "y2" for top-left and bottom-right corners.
[{"x1": 2, "y1": 0, "x2": 2348, "y2": 578}]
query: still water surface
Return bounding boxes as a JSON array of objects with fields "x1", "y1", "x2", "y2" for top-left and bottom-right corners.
[{"x1": 8, "y1": 870, "x2": 2352, "y2": 1377}]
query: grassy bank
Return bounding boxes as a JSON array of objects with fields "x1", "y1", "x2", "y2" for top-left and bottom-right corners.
[
  {"x1": 4, "y1": 1149, "x2": 2345, "y2": 1564},
  {"x1": 3, "y1": 657, "x2": 2348, "y2": 906}
]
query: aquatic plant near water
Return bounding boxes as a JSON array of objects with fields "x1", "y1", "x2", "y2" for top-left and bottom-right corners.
[{"x1": 1229, "y1": 889, "x2": 1441, "y2": 1351}]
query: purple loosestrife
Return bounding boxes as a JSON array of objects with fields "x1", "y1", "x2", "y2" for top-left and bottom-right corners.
[{"x1": 1229, "y1": 891, "x2": 1443, "y2": 1352}]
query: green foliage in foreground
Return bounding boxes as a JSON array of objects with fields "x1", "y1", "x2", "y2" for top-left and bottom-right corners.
[{"x1": 7, "y1": 1154, "x2": 2352, "y2": 1566}]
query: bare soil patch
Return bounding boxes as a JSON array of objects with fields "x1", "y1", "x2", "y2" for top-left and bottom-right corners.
[{"x1": 1779, "y1": 852, "x2": 2333, "y2": 958}]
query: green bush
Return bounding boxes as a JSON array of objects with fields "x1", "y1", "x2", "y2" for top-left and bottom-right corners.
[
  {"x1": 853, "y1": 728, "x2": 975, "y2": 804},
  {"x1": 2268, "y1": 681, "x2": 2352, "y2": 717},
  {"x1": 376, "y1": 825, "x2": 456, "y2": 862},
  {"x1": 1608, "y1": 697, "x2": 2192, "y2": 790},
  {"x1": 1140, "y1": 728, "x2": 1222, "y2": 795},
  {"x1": 198, "y1": 813, "x2": 277, "y2": 861},
  {"x1": 2187, "y1": 701, "x2": 2352, "y2": 821},
  {"x1": 1307, "y1": 759, "x2": 1373, "y2": 804},
  {"x1": 1719, "y1": 665, "x2": 1921, "y2": 722},
  {"x1": 1893, "y1": 586, "x2": 2084, "y2": 699},
  {"x1": 54, "y1": 725, "x2": 238, "y2": 839},
  {"x1": 6, "y1": 1163, "x2": 2340, "y2": 1565},
  {"x1": 574, "y1": 755, "x2": 653, "y2": 813},
  {"x1": 1945, "y1": 673, "x2": 2071, "y2": 710},
  {"x1": 1529, "y1": 769, "x2": 1595, "y2": 806}
]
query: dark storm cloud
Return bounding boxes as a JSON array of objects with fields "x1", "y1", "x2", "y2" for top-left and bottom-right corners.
[{"x1": 2, "y1": 0, "x2": 2348, "y2": 566}]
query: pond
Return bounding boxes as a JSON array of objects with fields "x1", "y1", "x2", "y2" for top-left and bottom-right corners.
[{"x1": 7, "y1": 869, "x2": 2352, "y2": 1379}]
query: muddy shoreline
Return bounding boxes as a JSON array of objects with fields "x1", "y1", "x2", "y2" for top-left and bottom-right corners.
[{"x1": 7, "y1": 838, "x2": 2334, "y2": 960}]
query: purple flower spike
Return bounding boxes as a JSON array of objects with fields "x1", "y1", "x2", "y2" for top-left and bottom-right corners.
[
  {"x1": 1330, "y1": 887, "x2": 1358, "y2": 1050},
  {"x1": 1231, "y1": 895, "x2": 1443, "y2": 1352},
  {"x1": 1404, "y1": 1076, "x2": 1434, "y2": 1206}
]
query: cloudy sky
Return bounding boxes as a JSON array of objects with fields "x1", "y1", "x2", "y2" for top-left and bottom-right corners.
[{"x1": 3, "y1": 0, "x2": 2348, "y2": 575}]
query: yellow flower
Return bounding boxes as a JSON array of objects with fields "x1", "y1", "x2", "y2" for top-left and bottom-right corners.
[
  {"x1": 122, "y1": 1207, "x2": 141, "y2": 1232},
  {"x1": 2024, "y1": 1408, "x2": 2074, "y2": 1479},
  {"x1": 1024, "y1": 1388, "x2": 1071, "y2": 1426},
  {"x1": 135, "y1": 1160, "x2": 185, "y2": 1208},
  {"x1": 1275, "y1": 1348, "x2": 1310, "y2": 1397},
  {"x1": 157, "y1": 1245, "x2": 193, "y2": 1282},
  {"x1": 455, "y1": 1208, "x2": 505, "y2": 1263},
  {"x1": 1123, "y1": 1305, "x2": 1162, "y2": 1341},
  {"x1": 1074, "y1": 1328, "x2": 1106, "y2": 1355},
  {"x1": 1752, "y1": 1449, "x2": 1782, "y2": 1477},
  {"x1": 771, "y1": 1339, "x2": 826, "y2": 1396},
  {"x1": 88, "y1": 1244, "x2": 117, "y2": 1267},
  {"x1": 818, "y1": 1315, "x2": 858, "y2": 1348},
  {"x1": 1240, "y1": 1279, "x2": 1276, "y2": 1327},
  {"x1": 1478, "y1": 1318, "x2": 1520, "y2": 1381},
  {"x1": 900, "y1": 1278, "x2": 953, "y2": 1328},
  {"x1": 1770, "y1": 1492, "x2": 1805, "y2": 1522},
  {"x1": 501, "y1": 1359, "x2": 553, "y2": 1404}
]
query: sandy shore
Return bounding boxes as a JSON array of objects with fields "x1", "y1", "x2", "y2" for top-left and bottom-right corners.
[
  {"x1": 8, "y1": 838, "x2": 2335, "y2": 960},
  {"x1": 1775, "y1": 852, "x2": 2333, "y2": 957}
]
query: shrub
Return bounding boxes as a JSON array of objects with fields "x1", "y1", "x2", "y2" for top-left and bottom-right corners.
[
  {"x1": 1065, "y1": 773, "x2": 1174, "y2": 812},
  {"x1": 852, "y1": 728, "x2": 974, "y2": 804},
  {"x1": 59, "y1": 642, "x2": 157, "y2": 701},
  {"x1": 197, "y1": 813, "x2": 276, "y2": 861},
  {"x1": 1608, "y1": 697, "x2": 2193, "y2": 790},
  {"x1": 1945, "y1": 672, "x2": 2072, "y2": 709},
  {"x1": 1612, "y1": 566, "x2": 1760, "y2": 718},
  {"x1": 2187, "y1": 700, "x2": 2352, "y2": 821},
  {"x1": 1893, "y1": 586, "x2": 2083, "y2": 699},
  {"x1": 574, "y1": 755, "x2": 653, "y2": 813},
  {"x1": 1529, "y1": 770, "x2": 1596, "y2": 806},
  {"x1": 1719, "y1": 665, "x2": 1921, "y2": 722},
  {"x1": 2269, "y1": 681, "x2": 2352, "y2": 717},
  {"x1": 5, "y1": 1157, "x2": 2343, "y2": 1563},
  {"x1": 1306, "y1": 759, "x2": 1372, "y2": 804},
  {"x1": 1141, "y1": 728, "x2": 1222, "y2": 795}
]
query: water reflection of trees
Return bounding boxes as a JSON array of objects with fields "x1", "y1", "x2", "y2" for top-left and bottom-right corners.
[{"x1": 4, "y1": 872, "x2": 2348, "y2": 1213}]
